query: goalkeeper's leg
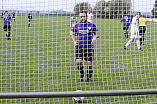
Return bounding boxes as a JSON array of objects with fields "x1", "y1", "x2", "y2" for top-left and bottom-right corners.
[
  {"x1": 76, "y1": 59, "x2": 84, "y2": 82},
  {"x1": 85, "y1": 49, "x2": 94, "y2": 82},
  {"x1": 87, "y1": 62, "x2": 93, "y2": 82},
  {"x1": 76, "y1": 48, "x2": 85, "y2": 82},
  {"x1": 77, "y1": 65, "x2": 84, "y2": 82}
]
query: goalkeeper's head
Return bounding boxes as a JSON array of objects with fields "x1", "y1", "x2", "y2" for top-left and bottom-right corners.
[
  {"x1": 5, "y1": 11, "x2": 8, "y2": 14},
  {"x1": 79, "y1": 11, "x2": 87, "y2": 24}
]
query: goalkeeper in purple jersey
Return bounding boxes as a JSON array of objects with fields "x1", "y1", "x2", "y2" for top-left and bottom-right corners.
[
  {"x1": 28, "y1": 11, "x2": 33, "y2": 27},
  {"x1": 3, "y1": 11, "x2": 11, "y2": 40},
  {"x1": 121, "y1": 13, "x2": 131, "y2": 38},
  {"x1": 71, "y1": 11, "x2": 99, "y2": 82}
]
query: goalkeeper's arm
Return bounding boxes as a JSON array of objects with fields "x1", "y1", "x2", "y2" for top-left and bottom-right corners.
[
  {"x1": 71, "y1": 32, "x2": 77, "y2": 47},
  {"x1": 92, "y1": 31, "x2": 99, "y2": 45}
]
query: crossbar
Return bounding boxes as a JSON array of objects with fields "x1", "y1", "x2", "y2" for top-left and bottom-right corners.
[{"x1": 0, "y1": 89, "x2": 157, "y2": 98}]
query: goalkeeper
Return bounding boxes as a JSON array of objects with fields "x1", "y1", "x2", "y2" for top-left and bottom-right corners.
[{"x1": 71, "y1": 11, "x2": 99, "y2": 82}]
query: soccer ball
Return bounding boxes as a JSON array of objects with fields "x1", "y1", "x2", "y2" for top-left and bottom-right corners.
[
  {"x1": 72, "y1": 90, "x2": 85, "y2": 103},
  {"x1": 72, "y1": 97, "x2": 85, "y2": 103}
]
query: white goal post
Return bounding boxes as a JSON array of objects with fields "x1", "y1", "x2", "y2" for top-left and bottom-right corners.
[{"x1": 1, "y1": 89, "x2": 157, "y2": 98}]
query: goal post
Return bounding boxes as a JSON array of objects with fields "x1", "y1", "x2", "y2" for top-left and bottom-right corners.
[
  {"x1": 1, "y1": 89, "x2": 157, "y2": 98},
  {"x1": 0, "y1": 0, "x2": 157, "y2": 103}
]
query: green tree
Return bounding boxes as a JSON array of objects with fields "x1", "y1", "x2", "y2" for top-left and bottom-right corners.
[
  {"x1": 152, "y1": 0, "x2": 157, "y2": 18},
  {"x1": 105, "y1": 0, "x2": 131, "y2": 19},
  {"x1": 93, "y1": 0, "x2": 110, "y2": 18},
  {"x1": 74, "y1": 2, "x2": 92, "y2": 15}
]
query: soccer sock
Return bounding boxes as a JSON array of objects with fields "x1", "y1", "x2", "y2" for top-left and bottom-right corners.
[
  {"x1": 77, "y1": 65, "x2": 84, "y2": 74},
  {"x1": 126, "y1": 31, "x2": 128, "y2": 35},
  {"x1": 6, "y1": 33, "x2": 8, "y2": 37},
  {"x1": 8, "y1": 32, "x2": 11, "y2": 37},
  {"x1": 136, "y1": 40, "x2": 140, "y2": 49},
  {"x1": 125, "y1": 40, "x2": 132, "y2": 47},
  {"x1": 87, "y1": 69, "x2": 93, "y2": 79},
  {"x1": 124, "y1": 32, "x2": 127, "y2": 38},
  {"x1": 140, "y1": 38, "x2": 142, "y2": 45},
  {"x1": 126, "y1": 31, "x2": 128, "y2": 38},
  {"x1": 142, "y1": 36, "x2": 144, "y2": 44}
]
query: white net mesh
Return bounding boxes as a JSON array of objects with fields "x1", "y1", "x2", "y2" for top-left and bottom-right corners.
[{"x1": 0, "y1": 0, "x2": 157, "y2": 103}]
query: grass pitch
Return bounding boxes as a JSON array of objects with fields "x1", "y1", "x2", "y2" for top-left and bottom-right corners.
[{"x1": 0, "y1": 15, "x2": 157, "y2": 103}]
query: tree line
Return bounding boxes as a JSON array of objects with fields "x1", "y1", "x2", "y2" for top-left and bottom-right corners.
[
  {"x1": 74, "y1": 0, "x2": 131, "y2": 19},
  {"x1": 74, "y1": 0, "x2": 157, "y2": 19},
  {"x1": 152, "y1": 0, "x2": 157, "y2": 18}
]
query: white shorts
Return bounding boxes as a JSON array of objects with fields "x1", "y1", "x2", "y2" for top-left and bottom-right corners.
[
  {"x1": 87, "y1": 19, "x2": 92, "y2": 23},
  {"x1": 70, "y1": 31, "x2": 72, "y2": 36},
  {"x1": 130, "y1": 31, "x2": 139, "y2": 39},
  {"x1": 70, "y1": 24, "x2": 75, "y2": 28}
]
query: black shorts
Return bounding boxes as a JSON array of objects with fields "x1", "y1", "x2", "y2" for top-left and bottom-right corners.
[
  {"x1": 139, "y1": 26, "x2": 146, "y2": 35},
  {"x1": 3, "y1": 25, "x2": 11, "y2": 31},
  {"x1": 12, "y1": 16, "x2": 15, "y2": 18},
  {"x1": 76, "y1": 47, "x2": 94, "y2": 62},
  {"x1": 123, "y1": 26, "x2": 129, "y2": 30}
]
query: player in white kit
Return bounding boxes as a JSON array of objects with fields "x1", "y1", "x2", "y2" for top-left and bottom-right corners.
[
  {"x1": 87, "y1": 10, "x2": 94, "y2": 23},
  {"x1": 124, "y1": 12, "x2": 142, "y2": 50},
  {"x1": 70, "y1": 15, "x2": 77, "y2": 36}
]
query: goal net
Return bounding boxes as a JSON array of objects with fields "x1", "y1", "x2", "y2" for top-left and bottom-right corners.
[{"x1": 0, "y1": 0, "x2": 157, "y2": 103}]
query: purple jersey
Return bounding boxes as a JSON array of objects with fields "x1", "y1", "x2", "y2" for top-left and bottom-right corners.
[
  {"x1": 12, "y1": 12, "x2": 15, "y2": 17},
  {"x1": 73, "y1": 22, "x2": 98, "y2": 48},
  {"x1": 121, "y1": 16, "x2": 130, "y2": 27},
  {"x1": 3, "y1": 14, "x2": 11, "y2": 25},
  {"x1": 28, "y1": 13, "x2": 32, "y2": 19}
]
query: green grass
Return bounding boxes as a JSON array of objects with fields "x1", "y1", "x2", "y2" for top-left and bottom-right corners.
[{"x1": 0, "y1": 15, "x2": 157, "y2": 103}]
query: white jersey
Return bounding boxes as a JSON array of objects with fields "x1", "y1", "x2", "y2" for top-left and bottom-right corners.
[
  {"x1": 70, "y1": 17, "x2": 78, "y2": 27},
  {"x1": 131, "y1": 16, "x2": 139, "y2": 32},
  {"x1": 130, "y1": 16, "x2": 139, "y2": 38},
  {"x1": 87, "y1": 13, "x2": 93, "y2": 21}
]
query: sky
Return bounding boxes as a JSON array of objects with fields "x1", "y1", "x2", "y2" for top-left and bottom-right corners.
[{"x1": 0, "y1": 0, "x2": 155, "y2": 13}]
